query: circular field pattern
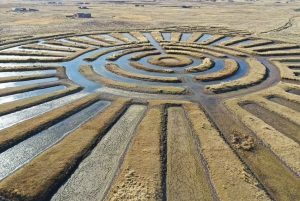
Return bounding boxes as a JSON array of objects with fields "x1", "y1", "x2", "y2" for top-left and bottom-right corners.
[
  {"x1": 147, "y1": 54, "x2": 193, "y2": 67},
  {"x1": 0, "y1": 29, "x2": 300, "y2": 201}
]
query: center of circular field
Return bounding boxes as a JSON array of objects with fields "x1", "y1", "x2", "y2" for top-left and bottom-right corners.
[{"x1": 147, "y1": 54, "x2": 193, "y2": 67}]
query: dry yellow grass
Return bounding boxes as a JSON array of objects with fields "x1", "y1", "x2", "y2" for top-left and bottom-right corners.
[
  {"x1": 206, "y1": 58, "x2": 266, "y2": 93},
  {"x1": 150, "y1": 31, "x2": 164, "y2": 42},
  {"x1": 195, "y1": 59, "x2": 239, "y2": 81},
  {"x1": 270, "y1": 61, "x2": 300, "y2": 81},
  {"x1": 214, "y1": 44, "x2": 256, "y2": 55},
  {"x1": 186, "y1": 32, "x2": 203, "y2": 43},
  {"x1": 105, "y1": 63, "x2": 181, "y2": 83},
  {"x1": 129, "y1": 31, "x2": 149, "y2": 42},
  {"x1": 21, "y1": 44, "x2": 76, "y2": 52},
  {"x1": 67, "y1": 36, "x2": 105, "y2": 47},
  {"x1": 199, "y1": 35, "x2": 225, "y2": 45},
  {"x1": 148, "y1": 54, "x2": 193, "y2": 67},
  {"x1": 109, "y1": 32, "x2": 135, "y2": 43},
  {"x1": 79, "y1": 65, "x2": 187, "y2": 94},
  {"x1": 167, "y1": 107, "x2": 213, "y2": 201},
  {"x1": 0, "y1": 73, "x2": 56, "y2": 83},
  {"x1": 187, "y1": 42, "x2": 247, "y2": 57},
  {"x1": 249, "y1": 43, "x2": 299, "y2": 52},
  {"x1": 113, "y1": 14, "x2": 152, "y2": 21},
  {"x1": 0, "y1": 46, "x2": 96, "y2": 63},
  {"x1": 129, "y1": 61, "x2": 174, "y2": 73},
  {"x1": 225, "y1": 82, "x2": 300, "y2": 175},
  {"x1": 0, "y1": 40, "x2": 39, "y2": 51},
  {"x1": 170, "y1": 32, "x2": 182, "y2": 42},
  {"x1": 84, "y1": 43, "x2": 148, "y2": 61},
  {"x1": 0, "y1": 65, "x2": 62, "y2": 72},
  {"x1": 217, "y1": 37, "x2": 249, "y2": 46},
  {"x1": 183, "y1": 102, "x2": 270, "y2": 201},
  {"x1": 259, "y1": 49, "x2": 300, "y2": 56},
  {"x1": 45, "y1": 39, "x2": 88, "y2": 49},
  {"x1": 161, "y1": 44, "x2": 226, "y2": 58},
  {"x1": 0, "y1": 50, "x2": 66, "y2": 57},
  {"x1": 164, "y1": 49, "x2": 205, "y2": 59},
  {"x1": 106, "y1": 45, "x2": 155, "y2": 61},
  {"x1": 235, "y1": 40, "x2": 273, "y2": 48},
  {"x1": 186, "y1": 58, "x2": 214, "y2": 73},
  {"x1": 0, "y1": 94, "x2": 99, "y2": 152},
  {"x1": 128, "y1": 50, "x2": 160, "y2": 61},
  {"x1": 0, "y1": 98, "x2": 130, "y2": 201},
  {"x1": 0, "y1": 85, "x2": 82, "y2": 116},
  {"x1": 105, "y1": 107, "x2": 163, "y2": 200},
  {"x1": 87, "y1": 35, "x2": 120, "y2": 45},
  {"x1": 270, "y1": 57, "x2": 300, "y2": 62},
  {"x1": 0, "y1": 82, "x2": 60, "y2": 97}
]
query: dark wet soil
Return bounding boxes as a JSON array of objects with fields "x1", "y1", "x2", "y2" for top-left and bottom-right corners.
[{"x1": 243, "y1": 103, "x2": 300, "y2": 145}]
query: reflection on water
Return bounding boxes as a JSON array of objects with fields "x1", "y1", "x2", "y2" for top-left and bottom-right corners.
[
  {"x1": 0, "y1": 92, "x2": 89, "y2": 130},
  {"x1": 0, "y1": 101, "x2": 110, "y2": 181},
  {"x1": 0, "y1": 70, "x2": 56, "y2": 77},
  {"x1": 196, "y1": 34, "x2": 212, "y2": 42},
  {"x1": 0, "y1": 85, "x2": 65, "y2": 104},
  {"x1": 0, "y1": 77, "x2": 58, "y2": 89},
  {"x1": 210, "y1": 36, "x2": 232, "y2": 46},
  {"x1": 180, "y1": 33, "x2": 191, "y2": 42}
]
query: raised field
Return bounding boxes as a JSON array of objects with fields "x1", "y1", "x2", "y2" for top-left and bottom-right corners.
[{"x1": 0, "y1": 27, "x2": 299, "y2": 201}]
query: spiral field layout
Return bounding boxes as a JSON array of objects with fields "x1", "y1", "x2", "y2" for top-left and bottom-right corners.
[{"x1": 0, "y1": 29, "x2": 300, "y2": 201}]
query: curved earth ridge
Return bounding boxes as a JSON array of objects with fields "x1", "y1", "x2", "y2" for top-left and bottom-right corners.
[{"x1": 0, "y1": 30, "x2": 299, "y2": 201}]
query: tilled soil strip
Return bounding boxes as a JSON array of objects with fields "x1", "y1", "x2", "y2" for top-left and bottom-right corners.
[
  {"x1": 51, "y1": 105, "x2": 146, "y2": 201},
  {"x1": 0, "y1": 98, "x2": 130, "y2": 201},
  {"x1": 167, "y1": 107, "x2": 213, "y2": 201},
  {"x1": 105, "y1": 106, "x2": 163, "y2": 200},
  {"x1": 183, "y1": 103, "x2": 271, "y2": 201},
  {"x1": 0, "y1": 101, "x2": 110, "y2": 181}
]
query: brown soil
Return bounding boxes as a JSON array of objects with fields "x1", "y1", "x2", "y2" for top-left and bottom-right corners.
[
  {"x1": 167, "y1": 107, "x2": 213, "y2": 201},
  {"x1": 243, "y1": 102, "x2": 300, "y2": 145},
  {"x1": 105, "y1": 107, "x2": 163, "y2": 200},
  {"x1": 268, "y1": 96, "x2": 300, "y2": 113}
]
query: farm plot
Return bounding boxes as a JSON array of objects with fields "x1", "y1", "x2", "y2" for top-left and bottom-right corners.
[{"x1": 0, "y1": 29, "x2": 299, "y2": 201}]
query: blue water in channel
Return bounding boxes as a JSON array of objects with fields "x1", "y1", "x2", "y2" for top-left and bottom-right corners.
[
  {"x1": 0, "y1": 100, "x2": 110, "y2": 181},
  {"x1": 0, "y1": 85, "x2": 65, "y2": 104}
]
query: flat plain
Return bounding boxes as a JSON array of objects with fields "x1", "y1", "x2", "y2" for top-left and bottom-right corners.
[{"x1": 0, "y1": 0, "x2": 300, "y2": 200}]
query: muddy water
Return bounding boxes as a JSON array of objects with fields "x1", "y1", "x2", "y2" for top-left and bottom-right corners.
[
  {"x1": 0, "y1": 70, "x2": 56, "y2": 77},
  {"x1": 51, "y1": 105, "x2": 146, "y2": 201},
  {"x1": 288, "y1": 89, "x2": 300, "y2": 96},
  {"x1": 269, "y1": 97, "x2": 300, "y2": 113},
  {"x1": 0, "y1": 92, "x2": 89, "y2": 130},
  {"x1": 0, "y1": 85, "x2": 65, "y2": 104},
  {"x1": 0, "y1": 101, "x2": 110, "y2": 181},
  {"x1": 243, "y1": 103, "x2": 300, "y2": 144}
]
